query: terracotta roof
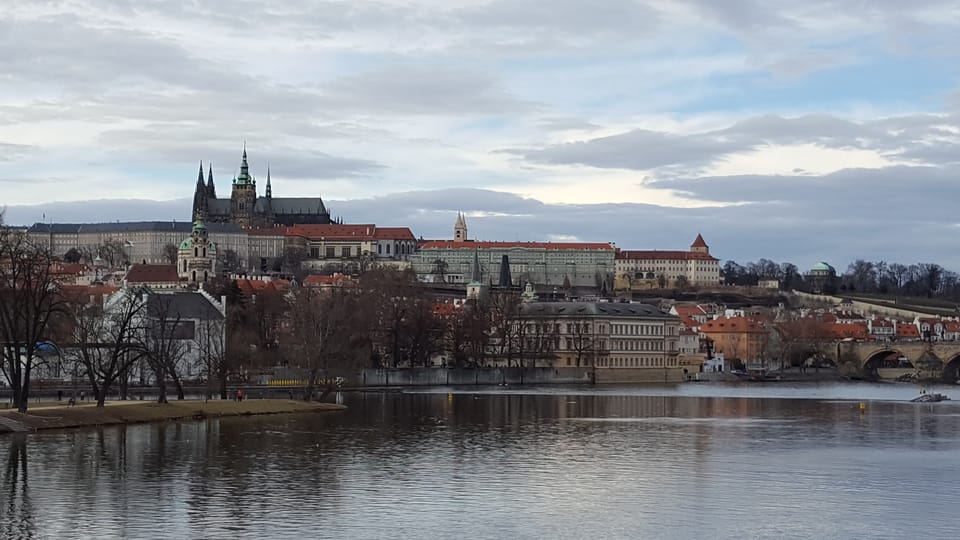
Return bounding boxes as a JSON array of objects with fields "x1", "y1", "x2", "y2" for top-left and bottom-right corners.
[
  {"x1": 826, "y1": 322, "x2": 870, "y2": 340},
  {"x1": 616, "y1": 250, "x2": 718, "y2": 261},
  {"x1": 871, "y1": 319, "x2": 894, "y2": 328},
  {"x1": 896, "y1": 324, "x2": 920, "y2": 337},
  {"x1": 700, "y1": 317, "x2": 767, "y2": 334},
  {"x1": 419, "y1": 240, "x2": 614, "y2": 251},
  {"x1": 691, "y1": 234, "x2": 708, "y2": 248},
  {"x1": 373, "y1": 227, "x2": 416, "y2": 241},
  {"x1": 235, "y1": 278, "x2": 290, "y2": 294},
  {"x1": 125, "y1": 264, "x2": 180, "y2": 283},
  {"x1": 673, "y1": 305, "x2": 706, "y2": 317},
  {"x1": 61, "y1": 284, "x2": 120, "y2": 305}
]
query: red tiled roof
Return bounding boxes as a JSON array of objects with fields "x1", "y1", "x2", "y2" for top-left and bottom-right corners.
[
  {"x1": 896, "y1": 324, "x2": 920, "y2": 337},
  {"x1": 691, "y1": 234, "x2": 708, "y2": 248},
  {"x1": 701, "y1": 317, "x2": 767, "y2": 334},
  {"x1": 373, "y1": 227, "x2": 416, "y2": 241},
  {"x1": 419, "y1": 240, "x2": 614, "y2": 251},
  {"x1": 826, "y1": 322, "x2": 871, "y2": 340},
  {"x1": 61, "y1": 284, "x2": 120, "y2": 305},
  {"x1": 125, "y1": 264, "x2": 180, "y2": 283},
  {"x1": 235, "y1": 278, "x2": 291, "y2": 294},
  {"x1": 616, "y1": 250, "x2": 718, "y2": 261}
]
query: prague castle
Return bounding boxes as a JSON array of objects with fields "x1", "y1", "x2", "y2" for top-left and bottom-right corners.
[{"x1": 192, "y1": 147, "x2": 332, "y2": 229}]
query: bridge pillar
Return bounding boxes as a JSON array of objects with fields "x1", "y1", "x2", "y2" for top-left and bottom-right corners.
[{"x1": 836, "y1": 341, "x2": 866, "y2": 379}]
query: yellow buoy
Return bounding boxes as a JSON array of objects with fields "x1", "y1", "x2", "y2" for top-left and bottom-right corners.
[{"x1": 859, "y1": 402, "x2": 866, "y2": 413}]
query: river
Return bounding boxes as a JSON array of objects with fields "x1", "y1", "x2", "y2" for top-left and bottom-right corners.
[{"x1": 2, "y1": 382, "x2": 959, "y2": 539}]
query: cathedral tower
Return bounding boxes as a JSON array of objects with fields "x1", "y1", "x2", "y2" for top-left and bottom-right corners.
[{"x1": 230, "y1": 146, "x2": 257, "y2": 228}]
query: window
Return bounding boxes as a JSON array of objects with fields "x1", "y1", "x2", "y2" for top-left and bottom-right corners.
[
  {"x1": 342, "y1": 246, "x2": 352, "y2": 258},
  {"x1": 386, "y1": 244, "x2": 391, "y2": 254},
  {"x1": 326, "y1": 247, "x2": 335, "y2": 259}
]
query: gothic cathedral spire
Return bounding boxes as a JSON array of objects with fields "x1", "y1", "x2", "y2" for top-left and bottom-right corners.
[
  {"x1": 192, "y1": 160, "x2": 208, "y2": 220},
  {"x1": 265, "y1": 164, "x2": 272, "y2": 198},
  {"x1": 206, "y1": 163, "x2": 216, "y2": 198}
]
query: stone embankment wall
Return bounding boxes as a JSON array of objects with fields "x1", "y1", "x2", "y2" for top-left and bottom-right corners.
[{"x1": 792, "y1": 291, "x2": 941, "y2": 318}]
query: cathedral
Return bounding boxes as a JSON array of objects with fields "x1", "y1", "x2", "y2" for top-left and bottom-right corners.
[{"x1": 191, "y1": 147, "x2": 333, "y2": 229}]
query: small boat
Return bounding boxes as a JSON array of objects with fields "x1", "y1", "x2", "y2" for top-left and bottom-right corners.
[{"x1": 910, "y1": 393, "x2": 951, "y2": 403}]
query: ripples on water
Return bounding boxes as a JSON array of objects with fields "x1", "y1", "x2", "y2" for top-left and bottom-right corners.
[{"x1": 2, "y1": 383, "x2": 960, "y2": 539}]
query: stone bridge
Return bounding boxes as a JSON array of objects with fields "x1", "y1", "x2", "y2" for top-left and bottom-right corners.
[{"x1": 833, "y1": 341, "x2": 960, "y2": 381}]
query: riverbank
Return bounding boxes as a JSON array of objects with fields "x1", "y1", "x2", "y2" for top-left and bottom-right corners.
[{"x1": 0, "y1": 399, "x2": 345, "y2": 434}]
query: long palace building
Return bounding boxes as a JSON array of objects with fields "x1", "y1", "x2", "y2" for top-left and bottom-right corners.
[{"x1": 411, "y1": 213, "x2": 615, "y2": 289}]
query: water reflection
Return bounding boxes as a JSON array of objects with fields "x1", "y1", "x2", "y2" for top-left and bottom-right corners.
[
  {"x1": 1, "y1": 388, "x2": 959, "y2": 539},
  {"x1": 2, "y1": 435, "x2": 34, "y2": 539}
]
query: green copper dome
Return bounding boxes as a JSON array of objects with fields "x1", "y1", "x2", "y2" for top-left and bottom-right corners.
[{"x1": 810, "y1": 261, "x2": 835, "y2": 273}]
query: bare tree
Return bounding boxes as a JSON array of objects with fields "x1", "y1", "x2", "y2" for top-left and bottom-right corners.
[
  {"x1": 568, "y1": 318, "x2": 596, "y2": 368},
  {"x1": 143, "y1": 294, "x2": 190, "y2": 402},
  {"x1": 162, "y1": 243, "x2": 179, "y2": 265},
  {"x1": 194, "y1": 305, "x2": 227, "y2": 400},
  {"x1": 66, "y1": 289, "x2": 148, "y2": 406},
  {"x1": 0, "y1": 228, "x2": 64, "y2": 412},
  {"x1": 286, "y1": 286, "x2": 364, "y2": 401}
]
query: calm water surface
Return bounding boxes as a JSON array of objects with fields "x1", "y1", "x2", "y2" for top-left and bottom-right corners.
[{"x1": 2, "y1": 382, "x2": 960, "y2": 539}]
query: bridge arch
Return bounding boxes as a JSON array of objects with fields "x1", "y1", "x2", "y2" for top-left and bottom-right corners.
[
  {"x1": 862, "y1": 349, "x2": 911, "y2": 379},
  {"x1": 942, "y1": 354, "x2": 960, "y2": 383}
]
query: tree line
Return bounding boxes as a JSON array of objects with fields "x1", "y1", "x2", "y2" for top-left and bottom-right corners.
[{"x1": 722, "y1": 258, "x2": 958, "y2": 299}]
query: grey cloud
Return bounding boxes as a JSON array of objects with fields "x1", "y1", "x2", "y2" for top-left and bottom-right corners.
[
  {"x1": 319, "y1": 65, "x2": 533, "y2": 116},
  {"x1": 513, "y1": 113, "x2": 960, "y2": 172},
  {"x1": 0, "y1": 142, "x2": 35, "y2": 162},
  {"x1": 650, "y1": 165, "x2": 960, "y2": 219},
  {"x1": 510, "y1": 129, "x2": 739, "y2": 170}
]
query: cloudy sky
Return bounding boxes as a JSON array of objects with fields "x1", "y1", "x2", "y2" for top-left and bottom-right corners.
[{"x1": 3, "y1": 1, "x2": 960, "y2": 270}]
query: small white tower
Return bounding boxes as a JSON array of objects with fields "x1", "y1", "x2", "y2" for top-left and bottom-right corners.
[{"x1": 454, "y1": 211, "x2": 468, "y2": 242}]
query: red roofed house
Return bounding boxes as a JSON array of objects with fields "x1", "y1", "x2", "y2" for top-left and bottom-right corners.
[
  {"x1": 123, "y1": 264, "x2": 183, "y2": 290},
  {"x1": 614, "y1": 234, "x2": 721, "y2": 290},
  {"x1": 700, "y1": 317, "x2": 768, "y2": 363},
  {"x1": 669, "y1": 304, "x2": 709, "y2": 330}
]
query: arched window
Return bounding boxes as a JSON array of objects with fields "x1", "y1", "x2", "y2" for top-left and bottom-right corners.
[{"x1": 202, "y1": 247, "x2": 206, "y2": 258}]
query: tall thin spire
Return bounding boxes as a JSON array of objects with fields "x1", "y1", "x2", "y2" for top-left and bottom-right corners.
[
  {"x1": 206, "y1": 163, "x2": 216, "y2": 197},
  {"x1": 265, "y1": 164, "x2": 272, "y2": 198},
  {"x1": 196, "y1": 160, "x2": 204, "y2": 187},
  {"x1": 470, "y1": 248, "x2": 482, "y2": 283}
]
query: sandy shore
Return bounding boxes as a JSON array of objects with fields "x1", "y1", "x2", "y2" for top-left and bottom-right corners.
[{"x1": 0, "y1": 399, "x2": 345, "y2": 433}]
